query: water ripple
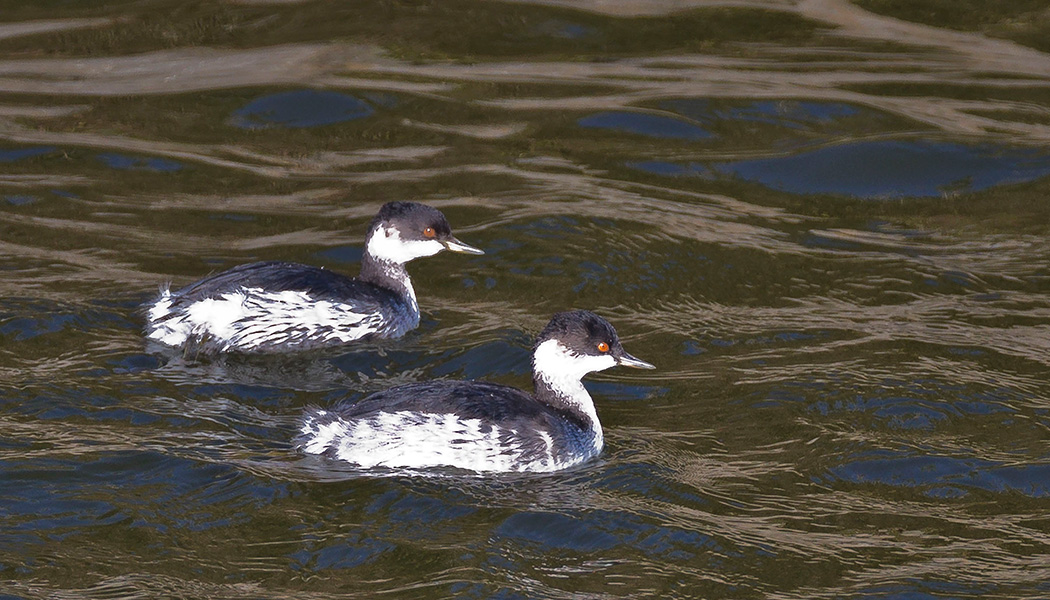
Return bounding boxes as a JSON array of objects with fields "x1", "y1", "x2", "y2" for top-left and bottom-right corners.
[{"x1": 3, "y1": 1, "x2": 1050, "y2": 598}]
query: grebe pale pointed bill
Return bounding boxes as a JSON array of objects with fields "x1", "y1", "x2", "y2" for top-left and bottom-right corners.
[
  {"x1": 296, "y1": 310, "x2": 654, "y2": 473},
  {"x1": 145, "y1": 201, "x2": 483, "y2": 354}
]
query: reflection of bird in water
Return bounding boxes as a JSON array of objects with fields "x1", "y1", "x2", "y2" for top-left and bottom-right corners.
[{"x1": 147, "y1": 342, "x2": 432, "y2": 393}]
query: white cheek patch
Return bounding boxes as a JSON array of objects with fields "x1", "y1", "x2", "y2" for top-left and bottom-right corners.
[
  {"x1": 366, "y1": 226, "x2": 445, "y2": 264},
  {"x1": 532, "y1": 339, "x2": 617, "y2": 383}
]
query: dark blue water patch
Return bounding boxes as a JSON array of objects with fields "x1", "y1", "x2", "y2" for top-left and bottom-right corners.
[
  {"x1": 191, "y1": 382, "x2": 295, "y2": 406},
  {"x1": 827, "y1": 452, "x2": 1050, "y2": 498},
  {"x1": 680, "y1": 340, "x2": 706, "y2": 355},
  {"x1": 871, "y1": 402, "x2": 949, "y2": 430},
  {"x1": 85, "y1": 452, "x2": 286, "y2": 531},
  {"x1": 210, "y1": 213, "x2": 255, "y2": 222},
  {"x1": 578, "y1": 111, "x2": 714, "y2": 140},
  {"x1": 632, "y1": 141, "x2": 1050, "y2": 198},
  {"x1": 496, "y1": 511, "x2": 622, "y2": 553},
  {"x1": 573, "y1": 249, "x2": 685, "y2": 293},
  {"x1": 501, "y1": 256, "x2": 564, "y2": 280},
  {"x1": 50, "y1": 189, "x2": 80, "y2": 199},
  {"x1": 4, "y1": 388, "x2": 150, "y2": 425},
  {"x1": 0, "y1": 310, "x2": 76, "y2": 341},
  {"x1": 373, "y1": 487, "x2": 478, "y2": 529},
  {"x1": 634, "y1": 525, "x2": 719, "y2": 562},
  {"x1": 461, "y1": 275, "x2": 500, "y2": 289},
  {"x1": 2, "y1": 493, "x2": 122, "y2": 546},
  {"x1": 804, "y1": 379, "x2": 1022, "y2": 429},
  {"x1": 289, "y1": 533, "x2": 395, "y2": 570},
  {"x1": 596, "y1": 462, "x2": 711, "y2": 511},
  {"x1": 230, "y1": 90, "x2": 375, "y2": 129},
  {"x1": 760, "y1": 389, "x2": 809, "y2": 406},
  {"x1": 315, "y1": 245, "x2": 363, "y2": 265},
  {"x1": 948, "y1": 346, "x2": 985, "y2": 357},
  {"x1": 664, "y1": 99, "x2": 861, "y2": 131},
  {"x1": 585, "y1": 380, "x2": 667, "y2": 402},
  {"x1": 108, "y1": 352, "x2": 163, "y2": 374},
  {"x1": 506, "y1": 215, "x2": 584, "y2": 240},
  {"x1": 0, "y1": 145, "x2": 55, "y2": 162},
  {"x1": 478, "y1": 237, "x2": 525, "y2": 257},
  {"x1": 4, "y1": 195, "x2": 36, "y2": 206},
  {"x1": 429, "y1": 338, "x2": 531, "y2": 380},
  {"x1": 0, "y1": 299, "x2": 141, "y2": 343},
  {"x1": 496, "y1": 507, "x2": 730, "y2": 564},
  {"x1": 0, "y1": 452, "x2": 283, "y2": 552},
  {"x1": 807, "y1": 394, "x2": 959, "y2": 431},
  {"x1": 690, "y1": 330, "x2": 826, "y2": 354},
  {"x1": 96, "y1": 153, "x2": 183, "y2": 172},
  {"x1": 714, "y1": 141, "x2": 1050, "y2": 199},
  {"x1": 956, "y1": 394, "x2": 1014, "y2": 416},
  {"x1": 757, "y1": 372, "x2": 1026, "y2": 433}
]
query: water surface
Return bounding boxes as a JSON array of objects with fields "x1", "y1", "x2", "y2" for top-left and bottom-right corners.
[{"x1": 2, "y1": 1, "x2": 1050, "y2": 598}]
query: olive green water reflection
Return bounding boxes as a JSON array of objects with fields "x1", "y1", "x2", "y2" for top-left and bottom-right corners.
[{"x1": 3, "y1": 1, "x2": 1050, "y2": 599}]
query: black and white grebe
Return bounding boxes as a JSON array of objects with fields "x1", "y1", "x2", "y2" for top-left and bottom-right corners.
[
  {"x1": 145, "y1": 201, "x2": 483, "y2": 353},
  {"x1": 296, "y1": 310, "x2": 654, "y2": 473}
]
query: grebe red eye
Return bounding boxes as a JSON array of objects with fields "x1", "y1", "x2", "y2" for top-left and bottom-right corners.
[
  {"x1": 423, "y1": 227, "x2": 436, "y2": 238},
  {"x1": 597, "y1": 342, "x2": 609, "y2": 353}
]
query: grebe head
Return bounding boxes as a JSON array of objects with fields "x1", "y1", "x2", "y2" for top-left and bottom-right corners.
[
  {"x1": 365, "y1": 201, "x2": 483, "y2": 265},
  {"x1": 532, "y1": 310, "x2": 654, "y2": 384}
]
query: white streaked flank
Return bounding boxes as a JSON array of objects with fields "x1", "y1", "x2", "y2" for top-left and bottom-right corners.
[
  {"x1": 298, "y1": 410, "x2": 568, "y2": 473},
  {"x1": 146, "y1": 287, "x2": 384, "y2": 351},
  {"x1": 148, "y1": 288, "x2": 173, "y2": 323}
]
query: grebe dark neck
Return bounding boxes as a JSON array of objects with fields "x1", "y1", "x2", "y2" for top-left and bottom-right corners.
[
  {"x1": 358, "y1": 203, "x2": 484, "y2": 314},
  {"x1": 528, "y1": 311, "x2": 657, "y2": 448},
  {"x1": 531, "y1": 337, "x2": 604, "y2": 442},
  {"x1": 359, "y1": 249, "x2": 417, "y2": 313}
]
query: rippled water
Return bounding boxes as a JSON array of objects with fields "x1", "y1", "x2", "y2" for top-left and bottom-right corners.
[{"x1": 3, "y1": 1, "x2": 1050, "y2": 598}]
